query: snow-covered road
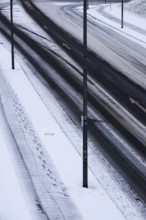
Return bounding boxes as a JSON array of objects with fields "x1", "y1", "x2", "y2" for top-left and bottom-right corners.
[
  {"x1": 0, "y1": 0, "x2": 146, "y2": 219},
  {"x1": 33, "y1": 1, "x2": 146, "y2": 90}
]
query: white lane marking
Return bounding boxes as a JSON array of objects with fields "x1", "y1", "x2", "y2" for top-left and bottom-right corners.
[
  {"x1": 129, "y1": 97, "x2": 146, "y2": 113},
  {"x1": 62, "y1": 43, "x2": 71, "y2": 50}
]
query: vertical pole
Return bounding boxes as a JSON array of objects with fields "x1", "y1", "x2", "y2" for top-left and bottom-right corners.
[
  {"x1": 121, "y1": 0, "x2": 124, "y2": 28},
  {"x1": 10, "y1": 0, "x2": 15, "y2": 69},
  {"x1": 83, "y1": 0, "x2": 88, "y2": 188}
]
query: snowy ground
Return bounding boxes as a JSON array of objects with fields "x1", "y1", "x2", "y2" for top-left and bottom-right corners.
[
  {"x1": 0, "y1": 100, "x2": 38, "y2": 220},
  {"x1": 0, "y1": 42, "x2": 126, "y2": 220},
  {"x1": 0, "y1": 0, "x2": 146, "y2": 219}
]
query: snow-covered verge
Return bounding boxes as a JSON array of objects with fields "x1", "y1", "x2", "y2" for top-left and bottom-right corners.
[
  {"x1": 0, "y1": 50, "x2": 83, "y2": 220},
  {"x1": 125, "y1": 0, "x2": 146, "y2": 18},
  {"x1": 0, "y1": 101, "x2": 36, "y2": 220}
]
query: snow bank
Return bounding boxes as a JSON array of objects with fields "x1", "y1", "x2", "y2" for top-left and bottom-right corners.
[{"x1": 125, "y1": 0, "x2": 146, "y2": 17}]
